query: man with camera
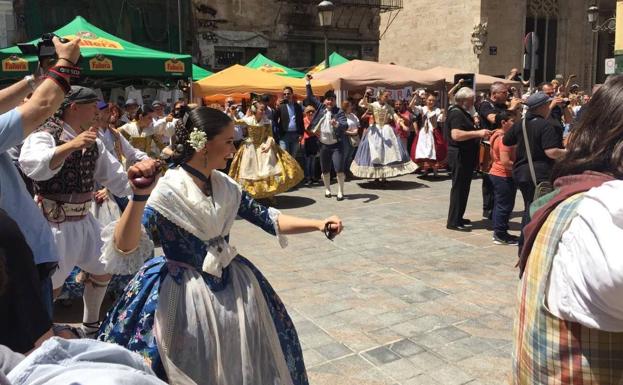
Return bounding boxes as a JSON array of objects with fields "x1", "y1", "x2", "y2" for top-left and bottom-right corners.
[
  {"x1": 0, "y1": 37, "x2": 82, "y2": 351},
  {"x1": 503, "y1": 92, "x2": 566, "y2": 233},
  {"x1": 478, "y1": 82, "x2": 523, "y2": 219},
  {"x1": 540, "y1": 82, "x2": 572, "y2": 137},
  {"x1": 274, "y1": 86, "x2": 304, "y2": 158},
  {"x1": 19, "y1": 85, "x2": 133, "y2": 337}
]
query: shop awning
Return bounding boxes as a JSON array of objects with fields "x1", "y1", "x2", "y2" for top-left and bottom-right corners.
[
  {"x1": 245, "y1": 53, "x2": 305, "y2": 78},
  {"x1": 0, "y1": 16, "x2": 192, "y2": 79},
  {"x1": 193, "y1": 64, "x2": 332, "y2": 100},
  {"x1": 192, "y1": 64, "x2": 213, "y2": 81},
  {"x1": 421, "y1": 66, "x2": 519, "y2": 89},
  {"x1": 308, "y1": 52, "x2": 350, "y2": 74}
]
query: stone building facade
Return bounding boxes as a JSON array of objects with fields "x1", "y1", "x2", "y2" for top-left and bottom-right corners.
[
  {"x1": 379, "y1": 0, "x2": 616, "y2": 90},
  {"x1": 192, "y1": 0, "x2": 391, "y2": 71}
]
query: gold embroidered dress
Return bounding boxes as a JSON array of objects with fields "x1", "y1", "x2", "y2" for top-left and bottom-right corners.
[
  {"x1": 229, "y1": 116, "x2": 303, "y2": 199},
  {"x1": 119, "y1": 121, "x2": 165, "y2": 160}
]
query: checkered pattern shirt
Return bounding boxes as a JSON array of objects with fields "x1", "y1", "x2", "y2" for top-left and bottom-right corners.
[{"x1": 513, "y1": 193, "x2": 623, "y2": 384}]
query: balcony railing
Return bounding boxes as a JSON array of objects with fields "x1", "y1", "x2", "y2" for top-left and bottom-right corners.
[{"x1": 277, "y1": 0, "x2": 402, "y2": 12}]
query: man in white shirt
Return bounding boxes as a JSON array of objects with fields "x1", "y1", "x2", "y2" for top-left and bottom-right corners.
[{"x1": 19, "y1": 87, "x2": 133, "y2": 337}]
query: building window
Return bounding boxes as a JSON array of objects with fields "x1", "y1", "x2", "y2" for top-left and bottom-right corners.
[{"x1": 525, "y1": 0, "x2": 559, "y2": 85}]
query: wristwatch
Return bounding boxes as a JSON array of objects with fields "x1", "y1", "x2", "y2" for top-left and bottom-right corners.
[{"x1": 24, "y1": 75, "x2": 36, "y2": 92}]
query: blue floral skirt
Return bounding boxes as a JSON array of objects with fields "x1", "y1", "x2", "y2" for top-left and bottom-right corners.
[{"x1": 97, "y1": 255, "x2": 308, "y2": 384}]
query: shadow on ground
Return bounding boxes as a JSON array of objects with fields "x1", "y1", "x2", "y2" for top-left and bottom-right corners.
[
  {"x1": 344, "y1": 193, "x2": 379, "y2": 203},
  {"x1": 356, "y1": 180, "x2": 429, "y2": 191},
  {"x1": 271, "y1": 195, "x2": 317, "y2": 209}
]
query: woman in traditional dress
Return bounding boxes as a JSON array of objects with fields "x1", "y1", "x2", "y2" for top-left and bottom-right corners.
[
  {"x1": 228, "y1": 102, "x2": 303, "y2": 199},
  {"x1": 119, "y1": 105, "x2": 166, "y2": 159},
  {"x1": 410, "y1": 93, "x2": 447, "y2": 177},
  {"x1": 351, "y1": 90, "x2": 417, "y2": 180},
  {"x1": 98, "y1": 107, "x2": 343, "y2": 385}
]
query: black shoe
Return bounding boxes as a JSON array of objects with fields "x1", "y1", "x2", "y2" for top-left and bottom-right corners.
[
  {"x1": 460, "y1": 218, "x2": 472, "y2": 226},
  {"x1": 325, "y1": 191, "x2": 332, "y2": 198},
  {"x1": 304, "y1": 180, "x2": 312, "y2": 187},
  {"x1": 493, "y1": 233, "x2": 519, "y2": 245},
  {"x1": 482, "y1": 210, "x2": 492, "y2": 220},
  {"x1": 446, "y1": 224, "x2": 472, "y2": 232},
  {"x1": 336, "y1": 194, "x2": 344, "y2": 201}
]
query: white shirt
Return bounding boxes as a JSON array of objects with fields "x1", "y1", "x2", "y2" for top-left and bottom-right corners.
[
  {"x1": 547, "y1": 180, "x2": 623, "y2": 332},
  {"x1": 19, "y1": 122, "x2": 131, "y2": 198},
  {"x1": 318, "y1": 110, "x2": 337, "y2": 145}
]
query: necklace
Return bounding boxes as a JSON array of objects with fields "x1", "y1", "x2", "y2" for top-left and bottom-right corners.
[{"x1": 181, "y1": 163, "x2": 213, "y2": 197}]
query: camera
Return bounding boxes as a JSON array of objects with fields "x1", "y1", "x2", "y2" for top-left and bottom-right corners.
[
  {"x1": 561, "y1": 98, "x2": 571, "y2": 107},
  {"x1": 17, "y1": 33, "x2": 73, "y2": 64}
]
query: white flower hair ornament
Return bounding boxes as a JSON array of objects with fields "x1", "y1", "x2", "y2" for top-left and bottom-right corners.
[{"x1": 188, "y1": 127, "x2": 207, "y2": 151}]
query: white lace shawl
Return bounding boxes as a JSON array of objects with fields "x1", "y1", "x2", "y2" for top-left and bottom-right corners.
[{"x1": 147, "y1": 168, "x2": 242, "y2": 277}]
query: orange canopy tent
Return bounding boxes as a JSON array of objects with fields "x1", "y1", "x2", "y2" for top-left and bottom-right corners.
[
  {"x1": 312, "y1": 60, "x2": 445, "y2": 91},
  {"x1": 193, "y1": 65, "x2": 333, "y2": 103},
  {"x1": 420, "y1": 66, "x2": 519, "y2": 89}
]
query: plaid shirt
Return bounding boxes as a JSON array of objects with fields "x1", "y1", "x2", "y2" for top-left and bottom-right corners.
[{"x1": 513, "y1": 193, "x2": 623, "y2": 384}]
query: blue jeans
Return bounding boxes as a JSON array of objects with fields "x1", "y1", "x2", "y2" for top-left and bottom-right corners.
[
  {"x1": 490, "y1": 174, "x2": 517, "y2": 236},
  {"x1": 304, "y1": 154, "x2": 317, "y2": 181},
  {"x1": 279, "y1": 132, "x2": 301, "y2": 158}
]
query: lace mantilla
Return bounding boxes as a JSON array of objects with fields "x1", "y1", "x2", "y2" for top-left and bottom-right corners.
[{"x1": 99, "y1": 221, "x2": 154, "y2": 275}]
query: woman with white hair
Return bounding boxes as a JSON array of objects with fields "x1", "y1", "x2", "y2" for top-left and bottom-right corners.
[
  {"x1": 351, "y1": 89, "x2": 417, "y2": 180},
  {"x1": 445, "y1": 87, "x2": 492, "y2": 231}
]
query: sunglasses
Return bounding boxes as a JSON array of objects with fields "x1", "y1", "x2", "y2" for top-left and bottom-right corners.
[{"x1": 283, "y1": 93, "x2": 292, "y2": 96}]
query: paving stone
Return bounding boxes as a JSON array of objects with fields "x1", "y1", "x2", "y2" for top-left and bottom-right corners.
[
  {"x1": 314, "y1": 342, "x2": 354, "y2": 361},
  {"x1": 379, "y1": 358, "x2": 423, "y2": 380},
  {"x1": 389, "y1": 338, "x2": 426, "y2": 358},
  {"x1": 362, "y1": 346, "x2": 402, "y2": 366}
]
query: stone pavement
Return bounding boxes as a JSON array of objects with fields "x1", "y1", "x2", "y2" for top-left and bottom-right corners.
[{"x1": 230, "y1": 173, "x2": 521, "y2": 385}]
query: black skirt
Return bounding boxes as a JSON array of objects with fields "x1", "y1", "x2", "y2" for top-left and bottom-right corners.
[{"x1": 0, "y1": 209, "x2": 52, "y2": 353}]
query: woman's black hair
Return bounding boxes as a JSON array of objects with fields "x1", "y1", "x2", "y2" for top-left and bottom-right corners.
[
  {"x1": 170, "y1": 106, "x2": 233, "y2": 165},
  {"x1": 551, "y1": 74, "x2": 623, "y2": 180},
  {"x1": 494, "y1": 111, "x2": 512, "y2": 130},
  {"x1": 133, "y1": 104, "x2": 154, "y2": 121}
]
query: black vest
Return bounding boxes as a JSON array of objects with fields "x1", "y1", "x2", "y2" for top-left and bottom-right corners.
[{"x1": 34, "y1": 118, "x2": 99, "y2": 196}]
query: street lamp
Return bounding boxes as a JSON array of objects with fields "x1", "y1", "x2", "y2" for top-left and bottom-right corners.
[
  {"x1": 587, "y1": 3, "x2": 616, "y2": 33},
  {"x1": 317, "y1": 0, "x2": 335, "y2": 69}
]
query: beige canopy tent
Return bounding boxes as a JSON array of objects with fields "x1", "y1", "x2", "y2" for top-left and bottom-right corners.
[
  {"x1": 421, "y1": 66, "x2": 519, "y2": 90},
  {"x1": 312, "y1": 60, "x2": 445, "y2": 90},
  {"x1": 193, "y1": 65, "x2": 332, "y2": 103}
]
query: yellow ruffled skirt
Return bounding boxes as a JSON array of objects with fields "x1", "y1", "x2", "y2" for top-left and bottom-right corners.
[{"x1": 229, "y1": 141, "x2": 303, "y2": 199}]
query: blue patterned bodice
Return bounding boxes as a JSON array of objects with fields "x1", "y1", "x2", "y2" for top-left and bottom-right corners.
[{"x1": 141, "y1": 190, "x2": 278, "y2": 290}]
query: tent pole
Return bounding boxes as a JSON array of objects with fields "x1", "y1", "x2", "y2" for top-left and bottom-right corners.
[{"x1": 178, "y1": 0, "x2": 183, "y2": 53}]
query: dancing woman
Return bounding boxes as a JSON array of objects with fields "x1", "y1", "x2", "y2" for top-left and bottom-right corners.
[
  {"x1": 305, "y1": 75, "x2": 349, "y2": 200},
  {"x1": 228, "y1": 102, "x2": 303, "y2": 199},
  {"x1": 98, "y1": 107, "x2": 343, "y2": 385},
  {"x1": 410, "y1": 93, "x2": 447, "y2": 176},
  {"x1": 351, "y1": 90, "x2": 417, "y2": 179}
]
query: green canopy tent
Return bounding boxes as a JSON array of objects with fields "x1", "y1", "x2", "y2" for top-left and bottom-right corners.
[
  {"x1": 308, "y1": 52, "x2": 350, "y2": 74},
  {"x1": 0, "y1": 16, "x2": 192, "y2": 79},
  {"x1": 245, "y1": 53, "x2": 305, "y2": 78},
  {"x1": 192, "y1": 64, "x2": 213, "y2": 81}
]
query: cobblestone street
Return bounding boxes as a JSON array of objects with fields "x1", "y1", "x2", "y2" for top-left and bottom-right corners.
[{"x1": 231, "y1": 173, "x2": 520, "y2": 385}]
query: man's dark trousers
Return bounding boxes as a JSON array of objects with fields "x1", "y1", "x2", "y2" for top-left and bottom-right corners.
[{"x1": 447, "y1": 146, "x2": 477, "y2": 226}]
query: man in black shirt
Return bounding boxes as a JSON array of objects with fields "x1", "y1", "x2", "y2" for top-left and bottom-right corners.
[
  {"x1": 445, "y1": 87, "x2": 493, "y2": 231},
  {"x1": 478, "y1": 82, "x2": 523, "y2": 219},
  {"x1": 503, "y1": 92, "x2": 566, "y2": 230}
]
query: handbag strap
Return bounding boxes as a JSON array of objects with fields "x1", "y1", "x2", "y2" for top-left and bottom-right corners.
[{"x1": 521, "y1": 117, "x2": 538, "y2": 187}]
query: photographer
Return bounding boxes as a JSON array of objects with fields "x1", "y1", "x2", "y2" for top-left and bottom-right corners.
[
  {"x1": 540, "y1": 82, "x2": 572, "y2": 137},
  {"x1": 0, "y1": 37, "x2": 81, "y2": 352}
]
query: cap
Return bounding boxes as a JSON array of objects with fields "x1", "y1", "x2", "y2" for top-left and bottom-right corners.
[
  {"x1": 525, "y1": 92, "x2": 552, "y2": 110},
  {"x1": 125, "y1": 98, "x2": 138, "y2": 106},
  {"x1": 65, "y1": 86, "x2": 99, "y2": 105},
  {"x1": 151, "y1": 100, "x2": 164, "y2": 108},
  {"x1": 96, "y1": 100, "x2": 109, "y2": 110}
]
